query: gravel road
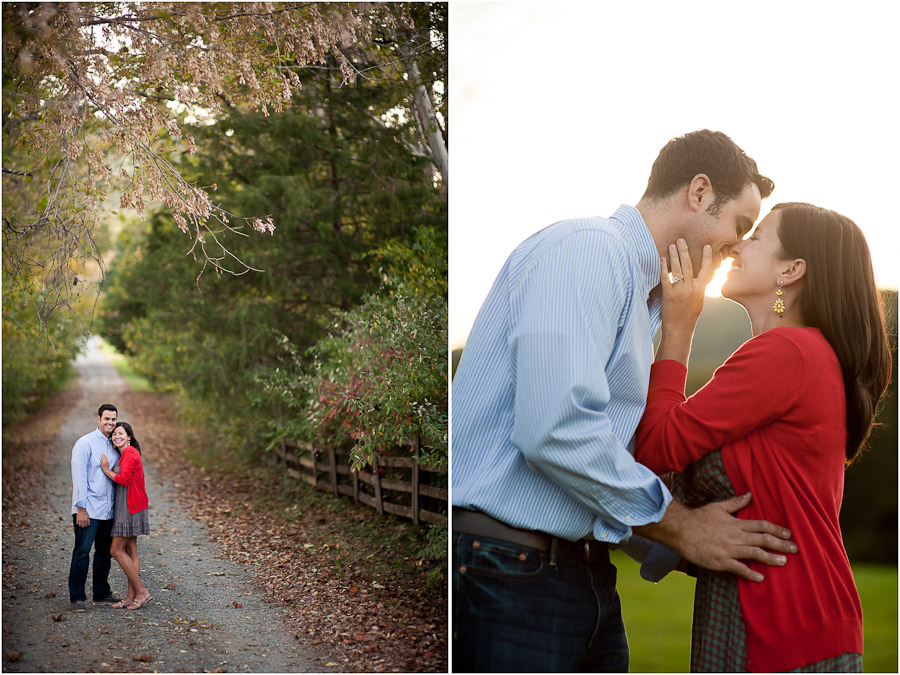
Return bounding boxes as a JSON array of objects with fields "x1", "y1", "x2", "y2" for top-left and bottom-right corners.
[{"x1": 2, "y1": 337, "x2": 329, "y2": 673}]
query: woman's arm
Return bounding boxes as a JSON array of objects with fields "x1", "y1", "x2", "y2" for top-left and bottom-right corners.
[
  {"x1": 636, "y1": 332, "x2": 804, "y2": 474},
  {"x1": 99, "y1": 454, "x2": 118, "y2": 482},
  {"x1": 635, "y1": 240, "x2": 803, "y2": 474}
]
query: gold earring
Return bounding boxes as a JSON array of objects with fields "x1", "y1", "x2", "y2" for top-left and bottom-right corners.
[{"x1": 773, "y1": 282, "x2": 785, "y2": 314}]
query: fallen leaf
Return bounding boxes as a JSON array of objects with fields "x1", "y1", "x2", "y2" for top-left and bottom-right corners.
[
  {"x1": 164, "y1": 583, "x2": 176, "y2": 590},
  {"x1": 132, "y1": 653, "x2": 153, "y2": 662},
  {"x1": 231, "y1": 601, "x2": 243, "y2": 608},
  {"x1": 52, "y1": 614, "x2": 66, "y2": 622},
  {"x1": 5, "y1": 650, "x2": 23, "y2": 662}
]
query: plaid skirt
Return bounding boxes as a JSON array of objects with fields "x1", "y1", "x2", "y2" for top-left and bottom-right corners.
[
  {"x1": 110, "y1": 463, "x2": 150, "y2": 538},
  {"x1": 674, "y1": 451, "x2": 861, "y2": 673}
]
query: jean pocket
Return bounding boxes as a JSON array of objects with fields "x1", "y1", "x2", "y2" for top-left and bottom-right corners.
[{"x1": 456, "y1": 534, "x2": 547, "y2": 581}]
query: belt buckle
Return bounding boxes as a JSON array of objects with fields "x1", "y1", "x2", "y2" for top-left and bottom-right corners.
[{"x1": 584, "y1": 541, "x2": 591, "y2": 564}]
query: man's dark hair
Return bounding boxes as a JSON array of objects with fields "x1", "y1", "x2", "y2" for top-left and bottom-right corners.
[
  {"x1": 642, "y1": 130, "x2": 775, "y2": 214},
  {"x1": 97, "y1": 403, "x2": 117, "y2": 417}
]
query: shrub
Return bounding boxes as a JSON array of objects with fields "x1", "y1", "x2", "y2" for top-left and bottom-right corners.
[{"x1": 264, "y1": 226, "x2": 447, "y2": 471}]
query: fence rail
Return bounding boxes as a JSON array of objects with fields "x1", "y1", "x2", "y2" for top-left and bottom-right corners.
[{"x1": 270, "y1": 439, "x2": 447, "y2": 527}]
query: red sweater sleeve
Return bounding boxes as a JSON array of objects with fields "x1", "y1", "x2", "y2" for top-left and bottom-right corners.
[
  {"x1": 114, "y1": 447, "x2": 141, "y2": 487},
  {"x1": 635, "y1": 331, "x2": 805, "y2": 474}
]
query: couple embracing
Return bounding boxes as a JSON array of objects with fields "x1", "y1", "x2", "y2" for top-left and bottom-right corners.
[
  {"x1": 452, "y1": 130, "x2": 891, "y2": 672},
  {"x1": 68, "y1": 403, "x2": 151, "y2": 612}
]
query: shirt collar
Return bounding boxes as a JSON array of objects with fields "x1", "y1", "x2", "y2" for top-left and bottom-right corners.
[
  {"x1": 610, "y1": 204, "x2": 661, "y2": 297},
  {"x1": 93, "y1": 427, "x2": 112, "y2": 444}
]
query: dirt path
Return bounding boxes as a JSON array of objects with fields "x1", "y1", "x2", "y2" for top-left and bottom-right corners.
[{"x1": 2, "y1": 337, "x2": 329, "y2": 673}]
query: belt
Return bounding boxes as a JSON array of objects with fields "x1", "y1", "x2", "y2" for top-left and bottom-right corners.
[{"x1": 452, "y1": 507, "x2": 609, "y2": 565}]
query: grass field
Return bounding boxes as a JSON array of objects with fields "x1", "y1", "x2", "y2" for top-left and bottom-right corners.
[{"x1": 613, "y1": 551, "x2": 898, "y2": 672}]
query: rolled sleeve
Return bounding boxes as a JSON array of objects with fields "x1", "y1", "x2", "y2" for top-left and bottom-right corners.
[{"x1": 71, "y1": 440, "x2": 90, "y2": 511}]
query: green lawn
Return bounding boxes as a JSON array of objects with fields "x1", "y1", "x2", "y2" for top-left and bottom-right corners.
[{"x1": 613, "y1": 551, "x2": 898, "y2": 672}]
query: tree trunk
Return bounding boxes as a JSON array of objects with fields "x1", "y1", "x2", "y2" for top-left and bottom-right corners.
[{"x1": 397, "y1": 40, "x2": 448, "y2": 190}]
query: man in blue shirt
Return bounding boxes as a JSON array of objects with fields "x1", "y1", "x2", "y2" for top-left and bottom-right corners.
[
  {"x1": 452, "y1": 130, "x2": 799, "y2": 671},
  {"x1": 68, "y1": 403, "x2": 121, "y2": 612}
]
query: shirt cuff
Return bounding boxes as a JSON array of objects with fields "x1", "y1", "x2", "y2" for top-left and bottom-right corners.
[
  {"x1": 649, "y1": 359, "x2": 688, "y2": 392},
  {"x1": 639, "y1": 541, "x2": 683, "y2": 583},
  {"x1": 610, "y1": 533, "x2": 653, "y2": 562}
]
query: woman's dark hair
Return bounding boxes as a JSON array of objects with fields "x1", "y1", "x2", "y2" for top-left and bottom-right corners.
[
  {"x1": 773, "y1": 202, "x2": 892, "y2": 463},
  {"x1": 642, "y1": 129, "x2": 775, "y2": 214},
  {"x1": 114, "y1": 421, "x2": 142, "y2": 456}
]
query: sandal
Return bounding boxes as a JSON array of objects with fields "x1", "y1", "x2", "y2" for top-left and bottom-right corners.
[
  {"x1": 125, "y1": 595, "x2": 152, "y2": 610},
  {"x1": 110, "y1": 599, "x2": 132, "y2": 609}
]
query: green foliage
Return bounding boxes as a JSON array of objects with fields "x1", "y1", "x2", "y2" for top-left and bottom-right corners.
[
  {"x1": 99, "y1": 37, "x2": 447, "y2": 463},
  {"x1": 263, "y1": 226, "x2": 448, "y2": 470},
  {"x1": 841, "y1": 290, "x2": 898, "y2": 564},
  {"x1": 1, "y1": 284, "x2": 83, "y2": 426}
]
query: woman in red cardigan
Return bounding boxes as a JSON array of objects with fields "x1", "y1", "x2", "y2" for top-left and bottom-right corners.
[
  {"x1": 100, "y1": 422, "x2": 151, "y2": 610},
  {"x1": 635, "y1": 203, "x2": 890, "y2": 672}
]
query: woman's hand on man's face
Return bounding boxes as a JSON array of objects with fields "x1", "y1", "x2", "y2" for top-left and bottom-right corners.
[{"x1": 660, "y1": 239, "x2": 715, "y2": 333}]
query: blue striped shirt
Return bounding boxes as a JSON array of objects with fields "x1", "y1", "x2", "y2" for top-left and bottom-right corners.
[
  {"x1": 452, "y1": 205, "x2": 672, "y2": 544},
  {"x1": 71, "y1": 427, "x2": 119, "y2": 520}
]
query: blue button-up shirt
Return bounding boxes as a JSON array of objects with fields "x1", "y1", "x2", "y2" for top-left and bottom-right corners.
[
  {"x1": 452, "y1": 205, "x2": 672, "y2": 544},
  {"x1": 71, "y1": 427, "x2": 119, "y2": 520}
]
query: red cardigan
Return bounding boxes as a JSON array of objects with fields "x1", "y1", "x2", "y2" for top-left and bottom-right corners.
[
  {"x1": 635, "y1": 327, "x2": 862, "y2": 672},
  {"x1": 115, "y1": 445, "x2": 149, "y2": 514}
]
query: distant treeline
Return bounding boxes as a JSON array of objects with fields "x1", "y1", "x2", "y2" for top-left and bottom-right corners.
[{"x1": 451, "y1": 291, "x2": 898, "y2": 564}]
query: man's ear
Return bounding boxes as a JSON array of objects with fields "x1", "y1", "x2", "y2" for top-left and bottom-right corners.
[
  {"x1": 780, "y1": 258, "x2": 807, "y2": 285},
  {"x1": 688, "y1": 174, "x2": 712, "y2": 213}
]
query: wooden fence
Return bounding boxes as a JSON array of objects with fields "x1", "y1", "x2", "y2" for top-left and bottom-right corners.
[{"x1": 269, "y1": 439, "x2": 447, "y2": 527}]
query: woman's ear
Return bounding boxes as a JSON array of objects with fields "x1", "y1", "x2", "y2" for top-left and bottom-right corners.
[{"x1": 781, "y1": 258, "x2": 807, "y2": 286}]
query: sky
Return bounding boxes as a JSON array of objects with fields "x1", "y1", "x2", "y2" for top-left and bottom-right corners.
[{"x1": 449, "y1": 1, "x2": 900, "y2": 348}]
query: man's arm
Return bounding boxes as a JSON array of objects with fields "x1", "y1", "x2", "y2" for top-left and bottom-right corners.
[
  {"x1": 633, "y1": 493, "x2": 797, "y2": 582},
  {"x1": 71, "y1": 439, "x2": 91, "y2": 527},
  {"x1": 510, "y1": 230, "x2": 671, "y2": 538}
]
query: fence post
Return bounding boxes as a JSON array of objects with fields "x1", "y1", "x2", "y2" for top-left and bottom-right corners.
[
  {"x1": 280, "y1": 439, "x2": 288, "y2": 496},
  {"x1": 411, "y1": 436, "x2": 420, "y2": 526},
  {"x1": 310, "y1": 447, "x2": 317, "y2": 487},
  {"x1": 352, "y1": 445, "x2": 360, "y2": 503},
  {"x1": 329, "y1": 447, "x2": 339, "y2": 498},
  {"x1": 372, "y1": 454, "x2": 384, "y2": 515}
]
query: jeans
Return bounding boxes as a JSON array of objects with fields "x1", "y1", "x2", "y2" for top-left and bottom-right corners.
[
  {"x1": 68, "y1": 515, "x2": 114, "y2": 602},
  {"x1": 452, "y1": 533, "x2": 629, "y2": 673}
]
